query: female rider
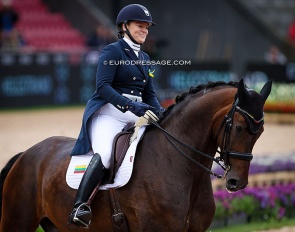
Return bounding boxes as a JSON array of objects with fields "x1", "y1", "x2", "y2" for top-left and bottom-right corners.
[{"x1": 69, "y1": 4, "x2": 164, "y2": 228}]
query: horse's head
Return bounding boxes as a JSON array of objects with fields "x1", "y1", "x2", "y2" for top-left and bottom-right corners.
[{"x1": 216, "y1": 78, "x2": 272, "y2": 192}]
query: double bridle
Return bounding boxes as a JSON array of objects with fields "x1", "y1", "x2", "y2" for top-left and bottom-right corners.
[{"x1": 147, "y1": 97, "x2": 264, "y2": 179}]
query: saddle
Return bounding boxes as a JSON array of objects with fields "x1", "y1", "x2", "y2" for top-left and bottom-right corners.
[
  {"x1": 108, "y1": 122, "x2": 135, "y2": 183},
  {"x1": 107, "y1": 111, "x2": 157, "y2": 183}
]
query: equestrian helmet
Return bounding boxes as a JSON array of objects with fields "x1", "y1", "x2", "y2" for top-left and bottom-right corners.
[{"x1": 116, "y1": 4, "x2": 155, "y2": 26}]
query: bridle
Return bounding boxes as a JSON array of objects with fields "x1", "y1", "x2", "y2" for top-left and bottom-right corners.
[
  {"x1": 147, "y1": 97, "x2": 264, "y2": 179},
  {"x1": 217, "y1": 97, "x2": 258, "y2": 162}
]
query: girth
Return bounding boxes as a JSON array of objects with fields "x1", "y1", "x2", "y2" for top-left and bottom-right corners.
[{"x1": 109, "y1": 188, "x2": 130, "y2": 232}]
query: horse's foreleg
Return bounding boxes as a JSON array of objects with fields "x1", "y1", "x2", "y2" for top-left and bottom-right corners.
[
  {"x1": 187, "y1": 175, "x2": 215, "y2": 232},
  {"x1": 0, "y1": 161, "x2": 41, "y2": 232},
  {"x1": 0, "y1": 191, "x2": 41, "y2": 232}
]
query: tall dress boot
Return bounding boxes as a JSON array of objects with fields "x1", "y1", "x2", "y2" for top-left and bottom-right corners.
[{"x1": 69, "y1": 153, "x2": 106, "y2": 228}]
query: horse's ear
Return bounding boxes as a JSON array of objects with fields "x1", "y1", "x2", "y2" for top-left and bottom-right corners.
[
  {"x1": 237, "y1": 78, "x2": 250, "y2": 99},
  {"x1": 260, "y1": 80, "x2": 272, "y2": 102}
]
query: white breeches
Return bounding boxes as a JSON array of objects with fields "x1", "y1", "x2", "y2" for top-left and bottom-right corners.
[{"x1": 88, "y1": 103, "x2": 138, "y2": 169}]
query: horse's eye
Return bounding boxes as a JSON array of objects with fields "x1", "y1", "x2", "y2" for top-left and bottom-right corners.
[{"x1": 235, "y1": 125, "x2": 243, "y2": 133}]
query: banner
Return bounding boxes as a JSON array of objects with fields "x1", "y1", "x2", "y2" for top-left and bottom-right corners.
[
  {"x1": 0, "y1": 52, "x2": 232, "y2": 108},
  {"x1": 0, "y1": 52, "x2": 97, "y2": 108}
]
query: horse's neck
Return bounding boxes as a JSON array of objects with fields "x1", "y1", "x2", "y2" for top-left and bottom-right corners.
[
  {"x1": 162, "y1": 97, "x2": 219, "y2": 151},
  {"x1": 131, "y1": 87, "x2": 236, "y2": 205},
  {"x1": 158, "y1": 87, "x2": 236, "y2": 166},
  {"x1": 134, "y1": 116, "x2": 216, "y2": 199},
  {"x1": 143, "y1": 99, "x2": 212, "y2": 173}
]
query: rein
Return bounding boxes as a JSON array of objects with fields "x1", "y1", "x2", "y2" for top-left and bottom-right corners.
[
  {"x1": 147, "y1": 97, "x2": 264, "y2": 180},
  {"x1": 146, "y1": 117, "x2": 227, "y2": 179}
]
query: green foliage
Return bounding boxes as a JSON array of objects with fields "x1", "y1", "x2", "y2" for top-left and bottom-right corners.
[
  {"x1": 36, "y1": 226, "x2": 44, "y2": 232},
  {"x1": 214, "y1": 200, "x2": 228, "y2": 220},
  {"x1": 213, "y1": 183, "x2": 295, "y2": 228},
  {"x1": 207, "y1": 217, "x2": 295, "y2": 232},
  {"x1": 231, "y1": 195, "x2": 258, "y2": 216}
]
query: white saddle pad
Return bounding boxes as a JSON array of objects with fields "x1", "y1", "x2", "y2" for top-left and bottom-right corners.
[{"x1": 66, "y1": 126, "x2": 146, "y2": 190}]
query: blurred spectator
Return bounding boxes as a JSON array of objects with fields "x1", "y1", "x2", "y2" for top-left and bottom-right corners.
[
  {"x1": 86, "y1": 25, "x2": 116, "y2": 51},
  {"x1": 142, "y1": 36, "x2": 168, "y2": 60},
  {"x1": 142, "y1": 35, "x2": 160, "y2": 60},
  {"x1": 288, "y1": 17, "x2": 295, "y2": 46},
  {"x1": 0, "y1": 0, "x2": 22, "y2": 50},
  {"x1": 1, "y1": 27, "x2": 25, "y2": 50},
  {"x1": 264, "y1": 45, "x2": 287, "y2": 65},
  {"x1": 0, "y1": 0, "x2": 18, "y2": 32}
]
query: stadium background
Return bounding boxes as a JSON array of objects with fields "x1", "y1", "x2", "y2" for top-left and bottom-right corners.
[{"x1": 0, "y1": 0, "x2": 295, "y2": 231}]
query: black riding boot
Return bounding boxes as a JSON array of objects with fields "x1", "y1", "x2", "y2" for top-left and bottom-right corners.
[{"x1": 69, "y1": 153, "x2": 106, "y2": 228}]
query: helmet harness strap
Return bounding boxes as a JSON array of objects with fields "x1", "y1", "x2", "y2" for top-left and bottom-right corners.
[{"x1": 123, "y1": 21, "x2": 142, "y2": 45}]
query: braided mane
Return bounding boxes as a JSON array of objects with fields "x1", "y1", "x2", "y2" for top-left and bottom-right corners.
[
  {"x1": 161, "y1": 81, "x2": 239, "y2": 120},
  {"x1": 175, "y1": 81, "x2": 238, "y2": 103}
]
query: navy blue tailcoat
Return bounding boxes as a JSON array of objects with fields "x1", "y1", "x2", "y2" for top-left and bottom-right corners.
[{"x1": 71, "y1": 39, "x2": 162, "y2": 155}]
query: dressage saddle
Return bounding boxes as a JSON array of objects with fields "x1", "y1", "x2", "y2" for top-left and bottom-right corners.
[{"x1": 108, "y1": 123, "x2": 135, "y2": 183}]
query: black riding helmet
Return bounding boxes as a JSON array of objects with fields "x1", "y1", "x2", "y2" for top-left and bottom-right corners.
[{"x1": 116, "y1": 4, "x2": 155, "y2": 44}]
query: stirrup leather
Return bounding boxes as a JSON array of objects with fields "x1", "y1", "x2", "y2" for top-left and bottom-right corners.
[{"x1": 72, "y1": 203, "x2": 92, "y2": 228}]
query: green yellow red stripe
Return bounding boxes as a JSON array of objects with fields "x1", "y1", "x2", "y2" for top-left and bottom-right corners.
[{"x1": 74, "y1": 165, "x2": 87, "y2": 173}]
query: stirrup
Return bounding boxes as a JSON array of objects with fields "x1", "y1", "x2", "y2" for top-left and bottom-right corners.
[{"x1": 72, "y1": 203, "x2": 92, "y2": 228}]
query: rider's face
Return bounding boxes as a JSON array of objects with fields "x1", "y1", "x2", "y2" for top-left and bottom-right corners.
[{"x1": 124, "y1": 21, "x2": 149, "y2": 44}]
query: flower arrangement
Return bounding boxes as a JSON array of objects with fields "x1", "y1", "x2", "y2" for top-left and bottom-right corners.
[
  {"x1": 212, "y1": 151, "x2": 295, "y2": 226},
  {"x1": 213, "y1": 183, "x2": 295, "y2": 223}
]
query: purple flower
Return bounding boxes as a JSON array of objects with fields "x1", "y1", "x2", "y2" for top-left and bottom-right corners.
[{"x1": 278, "y1": 207, "x2": 286, "y2": 220}]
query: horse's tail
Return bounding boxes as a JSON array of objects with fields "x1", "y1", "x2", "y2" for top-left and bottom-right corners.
[{"x1": 0, "y1": 152, "x2": 23, "y2": 219}]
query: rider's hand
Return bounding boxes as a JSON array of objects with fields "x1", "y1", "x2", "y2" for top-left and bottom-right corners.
[
  {"x1": 149, "y1": 106, "x2": 166, "y2": 120},
  {"x1": 126, "y1": 101, "x2": 150, "y2": 117}
]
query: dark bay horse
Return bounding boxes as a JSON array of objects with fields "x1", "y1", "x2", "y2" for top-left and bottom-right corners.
[{"x1": 0, "y1": 79, "x2": 272, "y2": 232}]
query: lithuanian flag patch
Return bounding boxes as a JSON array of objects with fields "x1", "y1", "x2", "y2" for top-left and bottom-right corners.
[{"x1": 74, "y1": 165, "x2": 87, "y2": 174}]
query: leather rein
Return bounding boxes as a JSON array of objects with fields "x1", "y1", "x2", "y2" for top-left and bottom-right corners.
[{"x1": 147, "y1": 97, "x2": 264, "y2": 180}]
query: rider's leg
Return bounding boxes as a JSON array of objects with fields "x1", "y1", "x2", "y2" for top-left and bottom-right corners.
[
  {"x1": 69, "y1": 153, "x2": 105, "y2": 228},
  {"x1": 69, "y1": 103, "x2": 138, "y2": 228},
  {"x1": 90, "y1": 103, "x2": 139, "y2": 169}
]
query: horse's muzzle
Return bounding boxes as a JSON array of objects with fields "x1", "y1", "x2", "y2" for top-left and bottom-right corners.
[{"x1": 226, "y1": 178, "x2": 247, "y2": 192}]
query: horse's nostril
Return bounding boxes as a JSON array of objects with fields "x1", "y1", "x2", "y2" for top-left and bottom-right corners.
[{"x1": 227, "y1": 178, "x2": 238, "y2": 189}]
